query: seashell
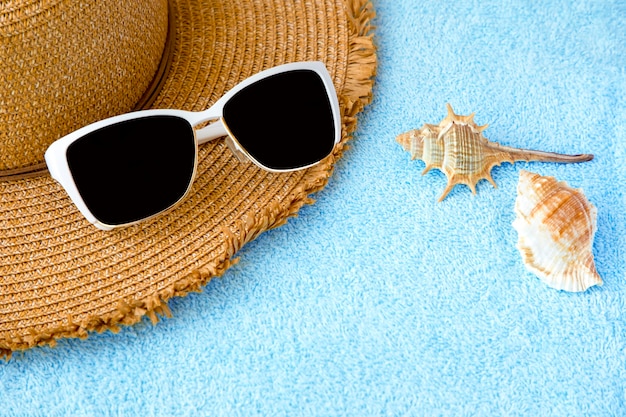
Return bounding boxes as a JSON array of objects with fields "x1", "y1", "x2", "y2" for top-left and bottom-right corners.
[
  {"x1": 396, "y1": 104, "x2": 593, "y2": 201},
  {"x1": 512, "y1": 170, "x2": 602, "y2": 292}
]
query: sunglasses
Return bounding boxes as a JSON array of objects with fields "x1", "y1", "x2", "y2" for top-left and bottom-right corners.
[{"x1": 44, "y1": 62, "x2": 341, "y2": 230}]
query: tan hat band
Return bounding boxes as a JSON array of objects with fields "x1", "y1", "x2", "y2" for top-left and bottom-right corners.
[{"x1": 130, "y1": 2, "x2": 177, "y2": 114}]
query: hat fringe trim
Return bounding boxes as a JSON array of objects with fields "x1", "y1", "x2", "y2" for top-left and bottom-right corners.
[{"x1": 1, "y1": 0, "x2": 376, "y2": 361}]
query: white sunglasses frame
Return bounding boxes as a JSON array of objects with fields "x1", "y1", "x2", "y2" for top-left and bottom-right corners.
[{"x1": 44, "y1": 61, "x2": 341, "y2": 230}]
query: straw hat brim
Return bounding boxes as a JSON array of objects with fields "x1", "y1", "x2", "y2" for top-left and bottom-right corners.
[{"x1": 0, "y1": 0, "x2": 376, "y2": 358}]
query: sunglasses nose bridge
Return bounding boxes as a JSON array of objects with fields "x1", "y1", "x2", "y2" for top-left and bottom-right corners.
[
  {"x1": 195, "y1": 119, "x2": 228, "y2": 144},
  {"x1": 193, "y1": 116, "x2": 250, "y2": 164},
  {"x1": 224, "y1": 136, "x2": 251, "y2": 163}
]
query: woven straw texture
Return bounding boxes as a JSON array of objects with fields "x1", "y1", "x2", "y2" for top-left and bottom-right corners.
[
  {"x1": 0, "y1": 0, "x2": 376, "y2": 358},
  {"x1": 0, "y1": 0, "x2": 169, "y2": 172}
]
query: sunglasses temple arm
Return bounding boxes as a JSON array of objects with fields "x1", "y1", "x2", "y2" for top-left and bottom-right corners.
[{"x1": 196, "y1": 120, "x2": 229, "y2": 145}]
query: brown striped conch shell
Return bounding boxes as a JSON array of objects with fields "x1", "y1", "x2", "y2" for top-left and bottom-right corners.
[
  {"x1": 396, "y1": 104, "x2": 593, "y2": 201},
  {"x1": 513, "y1": 170, "x2": 602, "y2": 292}
]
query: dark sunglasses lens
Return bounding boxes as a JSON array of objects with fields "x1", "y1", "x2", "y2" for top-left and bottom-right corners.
[
  {"x1": 67, "y1": 115, "x2": 196, "y2": 226},
  {"x1": 222, "y1": 69, "x2": 336, "y2": 170}
]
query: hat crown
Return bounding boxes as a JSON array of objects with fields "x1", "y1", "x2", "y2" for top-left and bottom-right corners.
[{"x1": 0, "y1": 0, "x2": 169, "y2": 172}]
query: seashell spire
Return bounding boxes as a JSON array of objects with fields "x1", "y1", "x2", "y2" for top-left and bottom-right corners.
[
  {"x1": 513, "y1": 170, "x2": 602, "y2": 292},
  {"x1": 397, "y1": 104, "x2": 594, "y2": 201}
]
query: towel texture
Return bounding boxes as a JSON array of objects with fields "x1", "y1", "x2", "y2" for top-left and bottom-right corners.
[{"x1": 2, "y1": 0, "x2": 625, "y2": 416}]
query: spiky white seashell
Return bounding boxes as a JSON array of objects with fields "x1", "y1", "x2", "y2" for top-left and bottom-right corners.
[
  {"x1": 513, "y1": 170, "x2": 602, "y2": 292},
  {"x1": 396, "y1": 104, "x2": 593, "y2": 201}
]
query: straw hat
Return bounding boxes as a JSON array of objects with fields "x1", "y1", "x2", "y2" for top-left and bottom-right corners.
[{"x1": 0, "y1": 0, "x2": 376, "y2": 358}]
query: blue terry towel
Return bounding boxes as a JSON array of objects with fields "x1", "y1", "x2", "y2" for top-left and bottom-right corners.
[{"x1": 2, "y1": 0, "x2": 625, "y2": 416}]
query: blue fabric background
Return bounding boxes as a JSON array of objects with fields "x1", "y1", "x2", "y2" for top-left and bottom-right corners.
[{"x1": 2, "y1": 0, "x2": 625, "y2": 415}]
